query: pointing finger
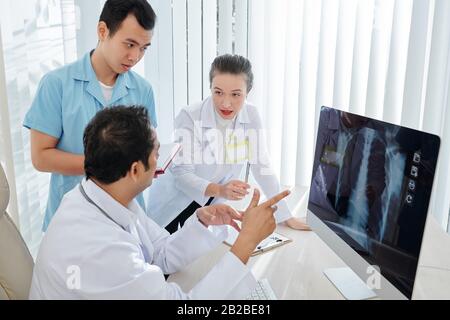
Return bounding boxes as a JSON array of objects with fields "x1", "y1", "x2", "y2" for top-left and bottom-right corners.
[{"x1": 260, "y1": 190, "x2": 290, "y2": 208}]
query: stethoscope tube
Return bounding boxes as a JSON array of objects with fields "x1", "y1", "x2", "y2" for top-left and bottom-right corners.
[
  {"x1": 79, "y1": 181, "x2": 151, "y2": 263},
  {"x1": 79, "y1": 182, "x2": 126, "y2": 231}
]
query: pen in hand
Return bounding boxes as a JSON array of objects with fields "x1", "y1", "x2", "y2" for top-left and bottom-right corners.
[
  {"x1": 244, "y1": 161, "x2": 251, "y2": 184},
  {"x1": 244, "y1": 136, "x2": 250, "y2": 184}
]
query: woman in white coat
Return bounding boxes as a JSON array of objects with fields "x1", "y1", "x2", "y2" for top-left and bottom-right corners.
[{"x1": 147, "y1": 54, "x2": 310, "y2": 232}]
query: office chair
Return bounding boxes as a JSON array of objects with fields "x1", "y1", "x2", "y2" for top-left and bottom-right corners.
[{"x1": 0, "y1": 164, "x2": 34, "y2": 299}]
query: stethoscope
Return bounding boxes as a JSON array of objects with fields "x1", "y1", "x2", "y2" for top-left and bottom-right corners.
[
  {"x1": 79, "y1": 182, "x2": 151, "y2": 262},
  {"x1": 79, "y1": 183, "x2": 126, "y2": 231}
]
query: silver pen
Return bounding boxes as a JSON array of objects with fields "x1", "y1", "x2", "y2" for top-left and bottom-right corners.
[
  {"x1": 245, "y1": 161, "x2": 251, "y2": 183},
  {"x1": 244, "y1": 136, "x2": 250, "y2": 183}
]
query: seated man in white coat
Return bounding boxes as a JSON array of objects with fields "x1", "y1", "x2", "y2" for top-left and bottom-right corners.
[{"x1": 29, "y1": 105, "x2": 290, "y2": 299}]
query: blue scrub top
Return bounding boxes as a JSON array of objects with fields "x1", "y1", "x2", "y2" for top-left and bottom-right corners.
[{"x1": 23, "y1": 51, "x2": 157, "y2": 231}]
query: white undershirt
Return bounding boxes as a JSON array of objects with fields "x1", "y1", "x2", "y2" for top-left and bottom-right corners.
[
  {"x1": 214, "y1": 107, "x2": 237, "y2": 164},
  {"x1": 99, "y1": 81, "x2": 114, "y2": 103}
]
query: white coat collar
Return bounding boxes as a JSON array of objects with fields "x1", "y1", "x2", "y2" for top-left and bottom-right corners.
[
  {"x1": 200, "y1": 96, "x2": 251, "y2": 128},
  {"x1": 81, "y1": 178, "x2": 141, "y2": 230}
]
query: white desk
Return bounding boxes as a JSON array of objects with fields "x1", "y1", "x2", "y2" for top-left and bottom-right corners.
[{"x1": 168, "y1": 186, "x2": 450, "y2": 299}]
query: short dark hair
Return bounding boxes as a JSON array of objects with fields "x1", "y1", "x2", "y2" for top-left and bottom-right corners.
[
  {"x1": 99, "y1": 0, "x2": 157, "y2": 36},
  {"x1": 83, "y1": 106, "x2": 156, "y2": 184},
  {"x1": 209, "y1": 54, "x2": 254, "y2": 93}
]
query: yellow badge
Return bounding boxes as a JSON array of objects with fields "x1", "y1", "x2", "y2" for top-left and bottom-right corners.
[{"x1": 225, "y1": 135, "x2": 251, "y2": 164}]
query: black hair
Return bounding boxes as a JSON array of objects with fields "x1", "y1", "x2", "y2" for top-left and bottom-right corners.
[
  {"x1": 209, "y1": 54, "x2": 254, "y2": 93},
  {"x1": 83, "y1": 105, "x2": 156, "y2": 184},
  {"x1": 99, "y1": 0, "x2": 157, "y2": 36}
]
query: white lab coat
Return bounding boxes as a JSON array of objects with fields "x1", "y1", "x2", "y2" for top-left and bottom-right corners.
[
  {"x1": 29, "y1": 178, "x2": 256, "y2": 300},
  {"x1": 147, "y1": 97, "x2": 292, "y2": 227}
]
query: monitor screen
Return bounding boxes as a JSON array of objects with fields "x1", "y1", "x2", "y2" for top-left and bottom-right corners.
[{"x1": 308, "y1": 106, "x2": 440, "y2": 299}]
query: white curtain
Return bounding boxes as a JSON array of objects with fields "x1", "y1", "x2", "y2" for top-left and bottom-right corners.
[
  {"x1": 243, "y1": 0, "x2": 450, "y2": 232},
  {"x1": 1, "y1": 0, "x2": 449, "y2": 258},
  {"x1": 148, "y1": 0, "x2": 450, "y2": 232},
  {"x1": 0, "y1": 0, "x2": 78, "y2": 257}
]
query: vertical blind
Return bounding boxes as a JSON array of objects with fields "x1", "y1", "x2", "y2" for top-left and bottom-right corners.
[
  {"x1": 147, "y1": 0, "x2": 450, "y2": 232},
  {"x1": 1, "y1": 0, "x2": 449, "y2": 258},
  {"x1": 0, "y1": 0, "x2": 78, "y2": 257}
]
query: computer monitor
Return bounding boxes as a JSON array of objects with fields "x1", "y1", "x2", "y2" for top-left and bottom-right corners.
[{"x1": 307, "y1": 106, "x2": 440, "y2": 300}]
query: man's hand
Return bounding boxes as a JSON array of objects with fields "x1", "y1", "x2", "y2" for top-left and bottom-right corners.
[
  {"x1": 231, "y1": 188, "x2": 290, "y2": 264},
  {"x1": 196, "y1": 204, "x2": 243, "y2": 232},
  {"x1": 219, "y1": 180, "x2": 250, "y2": 200},
  {"x1": 239, "y1": 189, "x2": 291, "y2": 244}
]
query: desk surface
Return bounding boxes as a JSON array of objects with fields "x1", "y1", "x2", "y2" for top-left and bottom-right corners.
[{"x1": 168, "y1": 186, "x2": 450, "y2": 299}]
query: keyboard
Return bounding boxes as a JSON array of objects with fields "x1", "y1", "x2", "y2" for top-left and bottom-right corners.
[{"x1": 246, "y1": 279, "x2": 278, "y2": 300}]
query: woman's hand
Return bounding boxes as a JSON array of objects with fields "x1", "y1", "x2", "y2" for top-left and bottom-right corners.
[
  {"x1": 196, "y1": 204, "x2": 243, "y2": 232},
  {"x1": 219, "y1": 180, "x2": 250, "y2": 200},
  {"x1": 284, "y1": 216, "x2": 311, "y2": 231}
]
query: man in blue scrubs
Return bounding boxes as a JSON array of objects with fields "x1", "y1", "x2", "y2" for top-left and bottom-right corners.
[{"x1": 23, "y1": 0, "x2": 157, "y2": 231}]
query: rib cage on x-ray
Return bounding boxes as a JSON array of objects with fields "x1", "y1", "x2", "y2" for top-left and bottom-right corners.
[{"x1": 333, "y1": 126, "x2": 406, "y2": 249}]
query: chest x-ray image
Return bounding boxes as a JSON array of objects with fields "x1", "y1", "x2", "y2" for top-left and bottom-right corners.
[{"x1": 309, "y1": 107, "x2": 440, "y2": 296}]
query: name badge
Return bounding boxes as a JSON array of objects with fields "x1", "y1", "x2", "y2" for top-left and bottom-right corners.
[{"x1": 225, "y1": 135, "x2": 251, "y2": 164}]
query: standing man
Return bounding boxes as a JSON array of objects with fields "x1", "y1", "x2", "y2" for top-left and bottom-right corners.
[{"x1": 23, "y1": 0, "x2": 157, "y2": 231}]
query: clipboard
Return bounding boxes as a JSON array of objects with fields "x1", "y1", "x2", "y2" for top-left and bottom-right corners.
[
  {"x1": 223, "y1": 226, "x2": 292, "y2": 256},
  {"x1": 155, "y1": 143, "x2": 181, "y2": 175},
  {"x1": 251, "y1": 232, "x2": 292, "y2": 256}
]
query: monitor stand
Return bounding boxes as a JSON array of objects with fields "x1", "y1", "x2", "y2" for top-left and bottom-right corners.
[{"x1": 324, "y1": 267, "x2": 377, "y2": 300}]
